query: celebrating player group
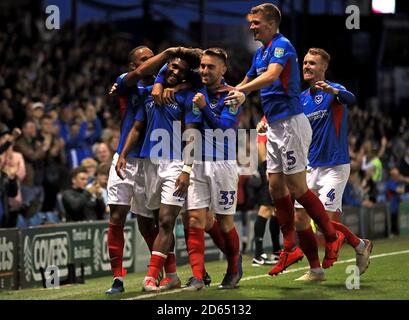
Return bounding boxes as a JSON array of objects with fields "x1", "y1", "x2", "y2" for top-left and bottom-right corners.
[{"x1": 104, "y1": 3, "x2": 372, "y2": 295}]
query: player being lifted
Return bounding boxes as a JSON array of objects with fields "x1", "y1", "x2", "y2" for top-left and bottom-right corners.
[
  {"x1": 293, "y1": 48, "x2": 372, "y2": 281},
  {"x1": 105, "y1": 46, "x2": 157, "y2": 294},
  {"x1": 225, "y1": 3, "x2": 344, "y2": 276},
  {"x1": 183, "y1": 48, "x2": 245, "y2": 290},
  {"x1": 117, "y1": 47, "x2": 202, "y2": 292}
]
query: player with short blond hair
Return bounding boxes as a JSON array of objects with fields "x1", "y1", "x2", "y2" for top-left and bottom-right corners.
[{"x1": 293, "y1": 48, "x2": 372, "y2": 281}]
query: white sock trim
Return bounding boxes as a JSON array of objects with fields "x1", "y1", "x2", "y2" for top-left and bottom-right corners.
[{"x1": 152, "y1": 251, "x2": 167, "y2": 259}]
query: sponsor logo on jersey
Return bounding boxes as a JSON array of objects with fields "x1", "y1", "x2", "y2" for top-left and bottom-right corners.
[
  {"x1": 306, "y1": 109, "x2": 329, "y2": 122},
  {"x1": 256, "y1": 67, "x2": 267, "y2": 76},
  {"x1": 166, "y1": 103, "x2": 179, "y2": 110}
]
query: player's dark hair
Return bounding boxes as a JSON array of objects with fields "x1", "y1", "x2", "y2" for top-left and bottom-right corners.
[
  {"x1": 203, "y1": 47, "x2": 228, "y2": 66},
  {"x1": 171, "y1": 48, "x2": 202, "y2": 70},
  {"x1": 308, "y1": 48, "x2": 331, "y2": 65},
  {"x1": 249, "y1": 3, "x2": 281, "y2": 25},
  {"x1": 71, "y1": 167, "x2": 88, "y2": 179},
  {"x1": 128, "y1": 46, "x2": 148, "y2": 62}
]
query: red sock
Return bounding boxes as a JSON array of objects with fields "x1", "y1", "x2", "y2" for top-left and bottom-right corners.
[
  {"x1": 147, "y1": 251, "x2": 167, "y2": 279},
  {"x1": 108, "y1": 222, "x2": 126, "y2": 278},
  {"x1": 274, "y1": 195, "x2": 296, "y2": 251},
  {"x1": 207, "y1": 219, "x2": 226, "y2": 254},
  {"x1": 296, "y1": 189, "x2": 337, "y2": 242},
  {"x1": 187, "y1": 227, "x2": 205, "y2": 280},
  {"x1": 332, "y1": 221, "x2": 361, "y2": 247},
  {"x1": 186, "y1": 228, "x2": 207, "y2": 277},
  {"x1": 223, "y1": 227, "x2": 240, "y2": 274},
  {"x1": 164, "y1": 252, "x2": 177, "y2": 275},
  {"x1": 297, "y1": 227, "x2": 320, "y2": 268}
]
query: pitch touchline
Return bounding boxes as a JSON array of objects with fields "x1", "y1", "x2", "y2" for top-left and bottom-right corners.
[{"x1": 123, "y1": 249, "x2": 409, "y2": 300}]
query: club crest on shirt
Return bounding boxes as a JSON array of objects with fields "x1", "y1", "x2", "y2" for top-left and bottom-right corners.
[
  {"x1": 274, "y1": 47, "x2": 284, "y2": 58},
  {"x1": 314, "y1": 94, "x2": 323, "y2": 105},
  {"x1": 210, "y1": 99, "x2": 218, "y2": 109}
]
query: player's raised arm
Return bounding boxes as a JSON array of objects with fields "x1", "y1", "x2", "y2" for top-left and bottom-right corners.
[
  {"x1": 124, "y1": 47, "x2": 184, "y2": 87},
  {"x1": 236, "y1": 63, "x2": 283, "y2": 95},
  {"x1": 314, "y1": 81, "x2": 356, "y2": 105}
]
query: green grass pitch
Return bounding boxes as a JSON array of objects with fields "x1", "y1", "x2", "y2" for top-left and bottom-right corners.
[{"x1": 1, "y1": 235, "x2": 408, "y2": 300}]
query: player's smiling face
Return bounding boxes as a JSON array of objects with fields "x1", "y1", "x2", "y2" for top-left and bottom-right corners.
[
  {"x1": 165, "y1": 58, "x2": 189, "y2": 87},
  {"x1": 248, "y1": 13, "x2": 275, "y2": 44},
  {"x1": 303, "y1": 53, "x2": 327, "y2": 83},
  {"x1": 200, "y1": 55, "x2": 226, "y2": 87}
]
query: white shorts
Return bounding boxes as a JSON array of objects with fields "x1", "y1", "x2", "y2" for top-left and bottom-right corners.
[
  {"x1": 107, "y1": 153, "x2": 153, "y2": 218},
  {"x1": 187, "y1": 160, "x2": 239, "y2": 215},
  {"x1": 266, "y1": 113, "x2": 312, "y2": 175},
  {"x1": 144, "y1": 158, "x2": 186, "y2": 210},
  {"x1": 294, "y1": 164, "x2": 350, "y2": 212}
]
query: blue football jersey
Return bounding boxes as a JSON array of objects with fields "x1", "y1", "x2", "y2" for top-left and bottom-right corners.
[
  {"x1": 194, "y1": 87, "x2": 241, "y2": 161},
  {"x1": 137, "y1": 89, "x2": 201, "y2": 160},
  {"x1": 246, "y1": 33, "x2": 302, "y2": 123},
  {"x1": 115, "y1": 73, "x2": 149, "y2": 158},
  {"x1": 301, "y1": 81, "x2": 350, "y2": 167}
]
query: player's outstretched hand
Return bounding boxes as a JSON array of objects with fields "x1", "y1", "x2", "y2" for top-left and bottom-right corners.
[
  {"x1": 224, "y1": 90, "x2": 245, "y2": 106},
  {"x1": 115, "y1": 155, "x2": 127, "y2": 180},
  {"x1": 314, "y1": 81, "x2": 338, "y2": 95},
  {"x1": 162, "y1": 88, "x2": 176, "y2": 105},
  {"x1": 109, "y1": 83, "x2": 118, "y2": 96},
  {"x1": 256, "y1": 120, "x2": 268, "y2": 134},
  {"x1": 167, "y1": 46, "x2": 186, "y2": 56},
  {"x1": 174, "y1": 172, "x2": 190, "y2": 198},
  {"x1": 152, "y1": 83, "x2": 164, "y2": 105}
]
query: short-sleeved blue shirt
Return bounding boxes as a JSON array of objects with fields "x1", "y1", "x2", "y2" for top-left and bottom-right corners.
[{"x1": 246, "y1": 33, "x2": 303, "y2": 123}]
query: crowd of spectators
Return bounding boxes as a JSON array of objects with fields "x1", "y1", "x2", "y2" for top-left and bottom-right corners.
[{"x1": 1, "y1": 7, "x2": 408, "y2": 232}]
